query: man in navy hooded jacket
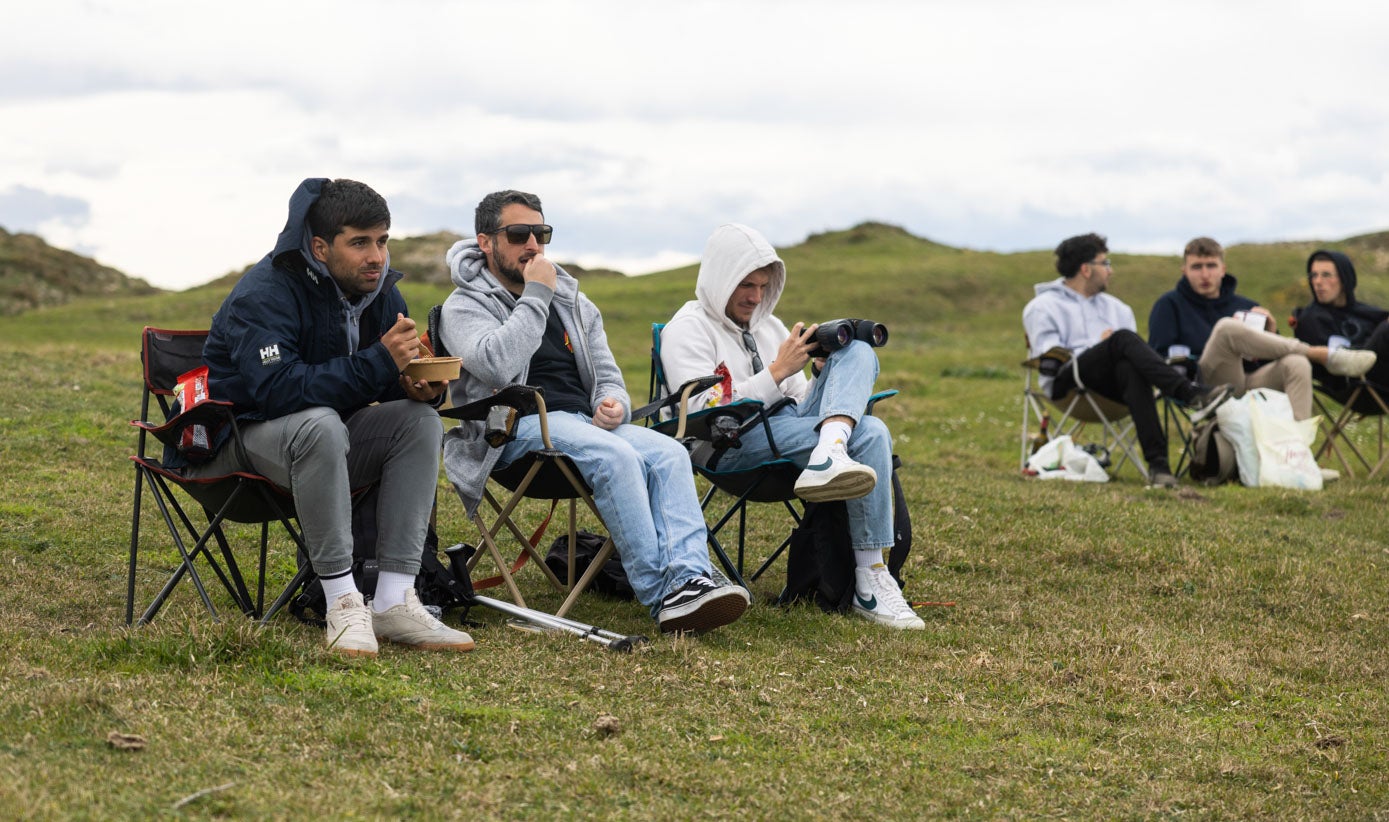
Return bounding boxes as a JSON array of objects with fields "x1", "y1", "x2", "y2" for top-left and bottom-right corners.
[
  {"x1": 1147, "y1": 236, "x2": 1375, "y2": 420},
  {"x1": 192, "y1": 178, "x2": 473, "y2": 657},
  {"x1": 1293, "y1": 249, "x2": 1389, "y2": 410}
]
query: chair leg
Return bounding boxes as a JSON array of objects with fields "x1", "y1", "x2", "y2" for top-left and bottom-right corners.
[
  {"x1": 138, "y1": 471, "x2": 221, "y2": 624},
  {"x1": 127, "y1": 465, "x2": 146, "y2": 626},
  {"x1": 555, "y1": 536, "x2": 618, "y2": 618}
]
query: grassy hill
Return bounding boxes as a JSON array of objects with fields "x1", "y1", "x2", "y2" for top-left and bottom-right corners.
[
  {"x1": 2, "y1": 224, "x2": 1387, "y2": 817},
  {"x1": 0, "y1": 227, "x2": 159, "y2": 315}
]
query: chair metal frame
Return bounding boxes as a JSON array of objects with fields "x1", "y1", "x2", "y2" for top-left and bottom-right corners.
[
  {"x1": 1020, "y1": 345, "x2": 1145, "y2": 479},
  {"x1": 127, "y1": 327, "x2": 313, "y2": 626},
  {"x1": 1313, "y1": 379, "x2": 1389, "y2": 478}
]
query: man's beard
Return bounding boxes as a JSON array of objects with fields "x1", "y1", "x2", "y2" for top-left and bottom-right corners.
[{"x1": 492, "y1": 253, "x2": 526, "y2": 287}]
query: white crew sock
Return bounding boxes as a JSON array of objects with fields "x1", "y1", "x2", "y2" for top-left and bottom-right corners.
[
  {"x1": 319, "y1": 571, "x2": 359, "y2": 605},
  {"x1": 855, "y1": 550, "x2": 885, "y2": 571},
  {"x1": 372, "y1": 571, "x2": 416, "y2": 612},
  {"x1": 809, "y1": 420, "x2": 854, "y2": 465}
]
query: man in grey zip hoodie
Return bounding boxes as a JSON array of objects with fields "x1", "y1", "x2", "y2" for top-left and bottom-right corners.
[
  {"x1": 439, "y1": 190, "x2": 748, "y2": 634},
  {"x1": 1022, "y1": 233, "x2": 1231, "y2": 487}
]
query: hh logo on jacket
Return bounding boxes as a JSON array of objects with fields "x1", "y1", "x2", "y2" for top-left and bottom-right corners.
[{"x1": 259, "y1": 344, "x2": 281, "y2": 366}]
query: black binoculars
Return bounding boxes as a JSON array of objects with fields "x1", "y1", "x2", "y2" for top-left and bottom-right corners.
[{"x1": 808, "y1": 318, "x2": 889, "y2": 358}]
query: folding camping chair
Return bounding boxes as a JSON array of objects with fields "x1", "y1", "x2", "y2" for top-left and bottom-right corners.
[
  {"x1": 1161, "y1": 353, "x2": 1199, "y2": 477},
  {"x1": 1020, "y1": 344, "x2": 1145, "y2": 478},
  {"x1": 426, "y1": 307, "x2": 716, "y2": 618},
  {"x1": 1313, "y1": 379, "x2": 1389, "y2": 478},
  {"x1": 647, "y1": 322, "x2": 896, "y2": 586},
  {"x1": 126, "y1": 327, "x2": 313, "y2": 626}
]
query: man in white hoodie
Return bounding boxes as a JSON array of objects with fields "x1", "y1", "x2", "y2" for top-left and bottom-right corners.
[
  {"x1": 1022, "y1": 233, "x2": 1232, "y2": 487},
  {"x1": 439, "y1": 190, "x2": 748, "y2": 635},
  {"x1": 661, "y1": 223, "x2": 923, "y2": 631}
]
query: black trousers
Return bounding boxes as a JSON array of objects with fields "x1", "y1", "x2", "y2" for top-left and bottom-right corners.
[{"x1": 1051, "y1": 330, "x2": 1195, "y2": 469}]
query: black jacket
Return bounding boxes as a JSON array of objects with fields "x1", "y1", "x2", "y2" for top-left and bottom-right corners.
[{"x1": 202, "y1": 178, "x2": 411, "y2": 422}]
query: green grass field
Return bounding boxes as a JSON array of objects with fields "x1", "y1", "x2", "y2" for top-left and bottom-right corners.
[{"x1": 2, "y1": 225, "x2": 1387, "y2": 818}]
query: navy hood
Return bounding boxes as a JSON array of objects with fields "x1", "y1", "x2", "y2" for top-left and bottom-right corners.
[{"x1": 1306, "y1": 249, "x2": 1358, "y2": 306}]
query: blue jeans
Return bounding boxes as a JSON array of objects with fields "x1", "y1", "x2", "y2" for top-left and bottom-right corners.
[
  {"x1": 715, "y1": 341, "x2": 895, "y2": 550},
  {"x1": 497, "y1": 413, "x2": 711, "y2": 617}
]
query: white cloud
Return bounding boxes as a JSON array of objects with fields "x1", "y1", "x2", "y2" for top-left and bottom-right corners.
[{"x1": 2, "y1": 0, "x2": 1388, "y2": 288}]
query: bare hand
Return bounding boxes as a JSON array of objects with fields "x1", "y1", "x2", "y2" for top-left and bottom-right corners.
[
  {"x1": 1100, "y1": 328, "x2": 1113, "y2": 340},
  {"x1": 592, "y1": 397, "x2": 624, "y2": 430},
  {"x1": 400, "y1": 375, "x2": 448, "y2": 403},
  {"x1": 522, "y1": 253, "x2": 558, "y2": 291},
  {"x1": 382, "y1": 313, "x2": 420, "y2": 371},
  {"x1": 770, "y1": 322, "x2": 818, "y2": 383}
]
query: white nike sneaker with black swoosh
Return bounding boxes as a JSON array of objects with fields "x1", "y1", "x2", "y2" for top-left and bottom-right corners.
[
  {"x1": 852, "y1": 564, "x2": 924, "y2": 630},
  {"x1": 794, "y1": 443, "x2": 877, "y2": 502}
]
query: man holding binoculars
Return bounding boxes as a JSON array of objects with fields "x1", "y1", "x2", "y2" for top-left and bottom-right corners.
[{"x1": 661, "y1": 223, "x2": 922, "y2": 630}]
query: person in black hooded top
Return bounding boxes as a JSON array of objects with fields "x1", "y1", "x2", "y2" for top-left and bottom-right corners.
[{"x1": 1293, "y1": 249, "x2": 1389, "y2": 410}]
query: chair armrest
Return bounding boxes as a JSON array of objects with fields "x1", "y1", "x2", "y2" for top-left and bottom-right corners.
[
  {"x1": 439, "y1": 384, "x2": 542, "y2": 421},
  {"x1": 131, "y1": 400, "x2": 237, "y2": 449},
  {"x1": 631, "y1": 374, "x2": 723, "y2": 425},
  {"x1": 865, "y1": 389, "x2": 898, "y2": 415},
  {"x1": 1023, "y1": 346, "x2": 1074, "y2": 376}
]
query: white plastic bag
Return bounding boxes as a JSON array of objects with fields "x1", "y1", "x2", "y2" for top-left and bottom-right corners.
[
  {"x1": 1024, "y1": 435, "x2": 1109, "y2": 482},
  {"x1": 1215, "y1": 388, "x2": 1320, "y2": 489},
  {"x1": 1215, "y1": 393, "x2": 1257, "y2": 485},
  {"x1": 1250, "y1": 399, "x2": 1322, "y2": 490}
]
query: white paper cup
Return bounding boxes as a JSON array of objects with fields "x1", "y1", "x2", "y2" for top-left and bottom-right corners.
[
  {"x1": 1328, "y1": 335, "x2": 1351, "y2": 351},
  {"x1": 1167, "y1": 344, "x2": 1191, "y2": 360}
]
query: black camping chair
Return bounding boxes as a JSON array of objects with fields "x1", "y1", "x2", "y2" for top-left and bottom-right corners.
[
  {"x1": 126, "y1": 327, "x2": 313, "y2": 626},
  {"x1": 427, "y1": 306, "x2": 717, "y2": 618},
  {"x1": 648, "y1": 322, "x2": 897, "y2": 587}
]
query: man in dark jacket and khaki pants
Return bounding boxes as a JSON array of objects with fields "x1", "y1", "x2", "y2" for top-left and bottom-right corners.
[{"x1": 193, "y1": 177, "x2": 473, "y2": 657}]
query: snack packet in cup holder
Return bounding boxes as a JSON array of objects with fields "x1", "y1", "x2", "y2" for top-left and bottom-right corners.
[{"x1": 174, "y1": 365, "x2": 214, "y2": 460}]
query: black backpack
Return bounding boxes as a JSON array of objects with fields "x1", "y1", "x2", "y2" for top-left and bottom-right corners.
[
  {"x1": 288, "y1": 486, "x2": 476, "y2": 627},
  {"x1": 544, "y1": 531, "x2": 635, "y2": 600},
  {"x1": 778, "y1": 455, "x2": 912, "y2": 612}
]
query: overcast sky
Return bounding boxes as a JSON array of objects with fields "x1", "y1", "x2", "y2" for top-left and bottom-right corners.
[{"x1": 3, "y1": 0, "x2": 1387, "y2": 290}]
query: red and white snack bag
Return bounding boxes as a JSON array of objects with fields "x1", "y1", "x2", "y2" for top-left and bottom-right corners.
[{"x1": 174, "y1": 365, "x2": 213, "y2": 459}]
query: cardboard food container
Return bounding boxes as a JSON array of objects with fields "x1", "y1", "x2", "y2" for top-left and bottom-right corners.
[{"x1": 402, "y1": 356, "x2": 461, "y2": 381}]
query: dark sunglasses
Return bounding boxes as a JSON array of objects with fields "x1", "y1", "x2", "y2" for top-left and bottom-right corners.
[{"x1": 487, "y1": 223, "x2": 553, "y2": 245}]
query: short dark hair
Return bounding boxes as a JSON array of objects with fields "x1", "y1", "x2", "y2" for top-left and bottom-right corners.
[
  {"x1": 1308, "y1": 250, "x2": 1337, "y2": 267},
  {"x1": 1183, "y1": 236, "x2": 1224, "y2": 261},
  {"x1": 307, "y1": 179, "x2": 390, "y2": 242},
  {"x1": 475, "y1": 190, "x2": 543, "y2": 236},
  {"x1": 1055, "y1": 233, "x2": 1108, "y2": 277}
]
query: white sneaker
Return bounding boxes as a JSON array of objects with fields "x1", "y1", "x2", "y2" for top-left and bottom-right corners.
[
  {"x1": 1327, "y1": 347, "x2": 1377, "y2": 378},
  {"x1": 1320, "y1": 468, "x2": 1341, "y2": 483},
  {"x1": 373, "y1": 589, "x2": 475, "y2": 652},
  {"x1": 325, "y1": 592, "x2": 378, "y2": 657},
  {"x1": 851, "y1": 564, "x2": 924, "y2": 630},
  {"x1": 794, "y1": 444, "x2": 877, "y2": 502}
]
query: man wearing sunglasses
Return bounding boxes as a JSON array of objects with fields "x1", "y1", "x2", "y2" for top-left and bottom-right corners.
[
  {"x1": 438, "y1": 190, "x2": 749, "y2": 635},
  {"x1": 1148, "y1": 237, "x2": 1375, "y2": 422},
  {"x1": 1024, "y1": 233, "x2": 1233, "y2": 488},
  {"x1": 659, "y1": 223, "x2": 923, "y2": 630}
]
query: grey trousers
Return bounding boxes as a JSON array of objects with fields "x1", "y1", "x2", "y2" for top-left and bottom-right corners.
[{"x1": 188, "y1": 401, "x2": 443, "y2": 577}]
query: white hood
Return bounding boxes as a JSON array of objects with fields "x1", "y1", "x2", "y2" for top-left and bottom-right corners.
[{"x1": 694, "y1": 223, "x2": 786, "y2": 333}]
